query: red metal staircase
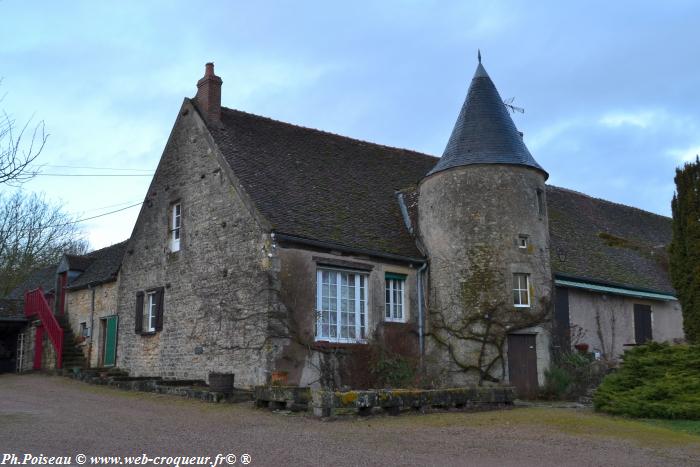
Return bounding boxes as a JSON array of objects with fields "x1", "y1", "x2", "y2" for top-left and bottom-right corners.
[{"x1": 25, "y1": 288, "x2": 64, "y2": 369}]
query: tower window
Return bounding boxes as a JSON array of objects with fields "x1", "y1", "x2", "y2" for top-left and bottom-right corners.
[
  {"x1": 536, "y1": 189, "x2": 545, "y2": 216},
  {"x1": 518, "y1": 235, "x2": 529, "y2": 249},
  {"x1": 513, "y1": 273, "x2": 531, "y2": 308}
]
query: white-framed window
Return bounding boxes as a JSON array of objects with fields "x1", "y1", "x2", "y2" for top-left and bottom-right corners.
[
  {"x1": 316, "y1": 268, "x2": 367, "y2": 343},
  {"x1": 385, "y1": 273, "x2": 406, "y2": 322},
  {"x1": 170, "y1": 202, "x2": 181, "y2": 252},
  {"x1": 513, "y1": 273, "x2": 531, "y2": 308},
  {"x1": 518, "y1": 235, "x2": 529, "y2": 249},
  {"x1": 143, "y1": 291, "x2": 158, "y2": 332}
]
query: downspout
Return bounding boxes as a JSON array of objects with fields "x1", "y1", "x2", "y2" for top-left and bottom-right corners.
[
  {"x1": 87, "y1": 284, "x2": 95, "y2": 368},
  {"x1": 417, "y1": 262, "x2": 428, "y2": 369}
]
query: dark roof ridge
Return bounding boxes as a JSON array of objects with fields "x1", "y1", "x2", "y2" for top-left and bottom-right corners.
[
  {"x1": 219, "y1": 105, "x2": 439, "y2": 162},
  {"x1": 82, "y1": 239, "x2": 129, "y2": 258},
  {"x1": 547, "y1": 185, "x2": 671, "y2": 222}
]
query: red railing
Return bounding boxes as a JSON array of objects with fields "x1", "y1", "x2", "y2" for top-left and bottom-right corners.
[{"x1": 25, "y1": 288, "x2": 63, "y2": 369}]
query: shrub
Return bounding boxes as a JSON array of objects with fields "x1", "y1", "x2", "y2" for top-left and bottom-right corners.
[
  {"x1": 543, "y1": 366, "x2": 572, "y2": 398},
  {"x1": 370, "y1": 351, "x2": 416, "y2": 388},
  {"x1": 594, "y1": 342, "x2": 700, "y2": 419},
  {"x1": 543, "y1": 351, "x2": 601, "y2": 399}
]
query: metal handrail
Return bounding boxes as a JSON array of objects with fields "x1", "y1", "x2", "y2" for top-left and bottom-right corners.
[{"x1": 24, "y1": 287, "x2": 63, "y2": 369}]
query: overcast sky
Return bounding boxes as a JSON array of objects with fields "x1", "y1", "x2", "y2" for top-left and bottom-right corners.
[{"x1": 2, "y1": 1, "x2": 699, "y2": 250}]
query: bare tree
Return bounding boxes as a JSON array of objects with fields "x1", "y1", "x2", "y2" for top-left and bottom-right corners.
[
  {"x1": 0, "y1": 81, "x2": 47, "y2": 185},
  {"x1": 0, "y1": 191, "x2": 89, "y2": 296}
]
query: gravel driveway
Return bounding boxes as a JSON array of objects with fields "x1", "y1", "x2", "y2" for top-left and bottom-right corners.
[{"x1": 1, "y1": 374, "x2": 698, "y2": 467}]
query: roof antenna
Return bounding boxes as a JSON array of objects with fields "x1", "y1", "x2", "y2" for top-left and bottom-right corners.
[{"x1": 478, "y1": 49, "x2": 482, "y2": 64}]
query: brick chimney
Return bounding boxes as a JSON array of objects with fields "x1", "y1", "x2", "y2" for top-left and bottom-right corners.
[{"x1": 195, "y1": 62, "x2": 223, "y2": 124}]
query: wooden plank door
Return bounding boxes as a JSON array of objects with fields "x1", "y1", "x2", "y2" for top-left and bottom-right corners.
[
  {"x1": 103, "y1": 316, "x2": 118, "y2": 367},
  {"x1": 634, "y1": 304, "x2": 652, "y2": 344},
  {"x1": 507, "y1": 334, "x2": 538, "y2": 399}
]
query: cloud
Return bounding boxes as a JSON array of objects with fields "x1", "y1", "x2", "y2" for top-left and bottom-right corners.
[
  {"x1": 599, "y1": 110, "x2": 662, "y2": 129},
  {"x1": 667, "y1": 145, "x2": 700, "y2": 163}
]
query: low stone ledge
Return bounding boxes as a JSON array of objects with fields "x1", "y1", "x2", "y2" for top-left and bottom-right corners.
[
  {"x1": 312, "y1": 386, "x2": 515, "y2": 417},
  {"x1": 65, "y1": 369, "x2": 252, "y2": 404},
  {"x1": 253, "y1": 386, "x2": 311, "y2": 411},
  {"x1": 153, "y1": 384, "x2": 252, "y2": 403}
]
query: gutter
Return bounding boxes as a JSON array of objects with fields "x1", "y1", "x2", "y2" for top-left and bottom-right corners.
[
  {"x1": 417, "y1": 262, "x2": 428, "y2": 368},
  {"x1": 87, "y1": 284, "x2": 95, "y2": 369},
  {"x1": 273, "y1": 232, "x2": 426, "y2": 265},
  {"x1": 554, "y1": 277, "x2": 677, "y2": 302}
]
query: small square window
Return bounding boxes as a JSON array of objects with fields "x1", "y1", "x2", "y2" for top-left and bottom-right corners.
[
  {"x1": 79, "y1": 322, "x2": 90, "y2": 338},
  {"x1": 518, "y1": 235, "x2": 529, "y2": 249}
]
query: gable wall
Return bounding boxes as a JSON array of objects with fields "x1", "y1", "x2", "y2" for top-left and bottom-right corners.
[{"x1": 116, "y1": 101, "x2": 279, "y2": 387}]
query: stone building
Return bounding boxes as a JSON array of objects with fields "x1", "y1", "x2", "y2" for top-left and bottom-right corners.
[
  {"x1": 4, "y1": 59, "x2": 684, "y2": 398},
  {"x1": 2, "y1": 241, "x2": 127, "y2": 372},
  {"x1": 110, "y1": 60, "x2": 683, "y2": 396}
]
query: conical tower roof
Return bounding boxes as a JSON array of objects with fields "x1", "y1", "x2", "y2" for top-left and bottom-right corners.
[{"x1": 427, "y1": 57, "x2": 547, "y2": 178}]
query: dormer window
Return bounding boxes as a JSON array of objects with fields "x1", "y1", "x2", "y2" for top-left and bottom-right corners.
[{"x1": 170, "y1": 202, "x2": 181, "y2": 252}]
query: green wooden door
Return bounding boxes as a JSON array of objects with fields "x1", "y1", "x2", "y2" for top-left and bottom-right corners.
[{"x1": 103, "y1": 316, "x2": 118, "y2": 367}]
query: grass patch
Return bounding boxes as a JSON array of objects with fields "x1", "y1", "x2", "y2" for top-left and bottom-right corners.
[
  {"x1": 644, "y1": 419, "x2": 700, "y2": 436},
  {"x1": 594, "y1": 343, "x2": 700, "y2": 419},
  {"x1": 366, "y1": 407, "x2": 700, "y2": 448}
]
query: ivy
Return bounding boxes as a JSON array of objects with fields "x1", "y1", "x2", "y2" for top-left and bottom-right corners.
[{"x1": 428, "y1": 244, "x2": 550, "y2": 384}]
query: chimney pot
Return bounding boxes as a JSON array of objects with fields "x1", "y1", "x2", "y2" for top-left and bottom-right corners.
[{"x1": 195, "y1": 62, "x2": 223, "y2": 124}]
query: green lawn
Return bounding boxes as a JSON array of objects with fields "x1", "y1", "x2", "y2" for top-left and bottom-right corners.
[
  {"x1": 367, "y1": 407, "x2": 700, "y2": 449},
  {"x1": 643, "y1": 419, "x2": 700, "y2": 436}
]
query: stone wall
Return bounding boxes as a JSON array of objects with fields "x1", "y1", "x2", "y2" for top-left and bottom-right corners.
[
  {"x1": 418, "y1": 164, "x2": 553, "y2": 386},
  {"x1": 64, "y1": 281, "x2": 118, "y2": 367},
  {"x1": 275, "y1": 246, "x2": 420, "y2": 388},
  {"x1": 116, "y1": 100, "x2": 280, "y2": 387},
  {"x1": 19, "y1": 322, "x2": 57, "y2": 371},
  {"x1": 567, "y1": 288, "x2": 684, "y2": 361}
]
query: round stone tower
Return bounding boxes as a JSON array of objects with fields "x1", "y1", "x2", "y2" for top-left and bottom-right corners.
[{"x1": 418, "y1": 57, "x2": 552, "y2": 390}]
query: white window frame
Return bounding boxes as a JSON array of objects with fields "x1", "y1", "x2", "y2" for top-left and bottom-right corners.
[
  {"x1": 170, "y1": 203, "x2": 181, "y2": 252},
  {"x1": 385, "y1": 277, "x2": 406, "y2": 323},
  {"x1": 144, "y1": 291, "x2": 158, "y2": 332},
  {"x1": 315, "y1": 268, "x2": 368, "y2": 343},
  {"x1": 513, "y1": 273, "x2": 531, "y2": 308},
  {"x1": 518, "y1": 235, "x2": 529, "y2": 249}
]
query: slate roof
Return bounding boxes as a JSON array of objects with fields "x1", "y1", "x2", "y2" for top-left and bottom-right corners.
[
  {"x1": 428, "y1": 62, "x2": 547, "y2": 178},
  {"x1": 547, "y1": 186, "x2": 673, "y2": 294},
  {"x1": 209, "y1": 106, "x2": 436, "y2": 259},
  {"x1": 6, "y1": 264, "x2": 57, "y2": 300},
  {"x1": 64, "y1": 254, "x2": 94, "y2": 272},
  {"x1": 67, "y1": 241, "x2": 128, "y2": 290},
  {"x1": 200, "y1": 103, "x2": 673, "y2": 295},
  {"x1": 0, "y1": 298, "x2": 25, "y2": 321}
]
